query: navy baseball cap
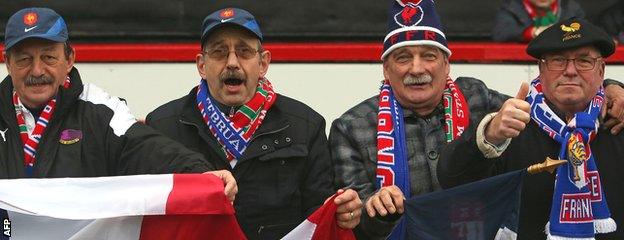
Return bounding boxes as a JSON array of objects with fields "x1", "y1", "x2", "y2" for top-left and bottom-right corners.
[
  {"x1": 201, "y1": 8, "x2": 263, "y2": 45},
  {"x1": 4, "y1": 8, "x2": 68, "y2": 50}
]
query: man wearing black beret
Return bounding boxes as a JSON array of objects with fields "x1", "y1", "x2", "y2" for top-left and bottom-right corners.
[{"x1": 438, "y1": 18, "x2": 623, "y2": 239}]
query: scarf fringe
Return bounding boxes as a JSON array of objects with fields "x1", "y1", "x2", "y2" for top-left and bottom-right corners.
[
  {"x1": 546, "y1": 235, "x2": 595, "y2": 240},
  {"x1": 594, "y1": 217, "x2": 617, "y2": 233},
  {"x1": 545, "y1": 223, "x2": 595, "y2": 240},
  {"x1": 545, "y1": 221, "x2": 615, "y2": 240},
  {"x1": 494, "y1": 227, "x2": 517, "y2": 240}
]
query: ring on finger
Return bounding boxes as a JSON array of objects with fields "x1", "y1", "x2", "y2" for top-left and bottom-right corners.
[{"x1": 349, "y1": 211, "x2": 354, "y2": 220}]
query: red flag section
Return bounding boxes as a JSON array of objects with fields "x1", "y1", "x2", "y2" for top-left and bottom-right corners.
[
  {"x1": 140, "y1": 174, "x2": 246, "y2": 240},
  {"x1": 283, "y1": 193, "x2": 355, "y2": 240}
]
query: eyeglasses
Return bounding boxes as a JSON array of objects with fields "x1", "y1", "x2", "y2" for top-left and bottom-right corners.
[
  {"x1": 539, "y1": 56, "x2": 603, "y2": 72},
  {"x1": 202, "y1": 47, "x2": 261, "y2": 61}
]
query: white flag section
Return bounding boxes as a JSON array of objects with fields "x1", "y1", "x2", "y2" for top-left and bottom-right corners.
[
  {"x1": 282, "y1": 193, "x2": 355, "y2": 240},
  {"x1": 0, "y1": 174, "x2": 246, "y2": 240}
]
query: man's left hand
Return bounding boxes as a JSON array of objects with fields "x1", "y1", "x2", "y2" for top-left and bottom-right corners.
[{"x1": 333, "y1": 189, "x2": 362, "y2": 229}]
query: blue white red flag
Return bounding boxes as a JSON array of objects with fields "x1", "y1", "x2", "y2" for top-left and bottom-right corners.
[
  {"x1": 0, "y1": 174, "x2": 246, "y2": 240},
  {"x1": 403, "y1": 170, "x2": 525, "y2": 240}
]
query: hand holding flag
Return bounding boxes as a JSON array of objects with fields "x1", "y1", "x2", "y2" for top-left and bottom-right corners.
[
  {"x1": 203, "y1": 170, "x2": 237, "y2": 202},
  {"x1": 283, "y1": 192, "x2": 356, "y2": 240},
  {"x1": 333, "y1": 189, "x2": 362, "y2": 229}
]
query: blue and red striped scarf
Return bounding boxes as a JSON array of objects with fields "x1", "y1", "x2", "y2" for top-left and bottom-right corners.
[
  {"x1": 14, "y1": 77, "x2": 71, "y2": 177},
  {"x1": 196, "y1": 78, "x2": 276, "y2": 167},
  {"x1": 526, "y1": 78, "x2": 616, "y2": 239},
  {"x1": 376, "y1": 77, "x2": 469, "y2": 239}
]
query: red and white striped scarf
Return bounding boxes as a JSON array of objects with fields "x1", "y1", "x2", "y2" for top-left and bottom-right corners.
[{"x1": 13, "y1": 77, "x2": 70, "y2": 176}]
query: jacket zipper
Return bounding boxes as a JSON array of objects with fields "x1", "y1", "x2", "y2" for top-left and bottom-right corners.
[
  {"x1": 249, "y1": 124, "x2": 290, "y2": 142},
  {"x1": 179, "y1": 118, "x2": 201, "y2": 129},
  {"x1": 183, "y1": 118, "x2": 290, "y2": 143}
]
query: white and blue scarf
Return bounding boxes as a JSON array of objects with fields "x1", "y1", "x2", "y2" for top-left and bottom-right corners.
[{"x1": 526, "y1": 78, "x2": 616, "y2": 239}]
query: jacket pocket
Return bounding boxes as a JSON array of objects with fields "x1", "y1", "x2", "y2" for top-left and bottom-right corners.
[
  {"x1": 240, "y1": 144, "x2": 309, "y2": 217},
  {"x1": 258, "y1": 144, "x2": 308, "y2": 161}
]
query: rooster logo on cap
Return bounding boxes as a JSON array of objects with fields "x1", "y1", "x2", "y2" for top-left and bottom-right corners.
[
  {"x1": 394, "y1": 1, "x2": 424, "y2": 27},
  {"x1": 560, "y1": 22, "x2": 581, "y2": 33},
  {"x1": 23, "y1": 12, "x2": 37, "y2": 26},
  {"x1": 220, "y1": 9, "x2": 234, "y2": 18}
]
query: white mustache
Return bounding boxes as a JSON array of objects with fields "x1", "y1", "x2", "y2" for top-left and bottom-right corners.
[{"x1": 403, "y1": 74, "x2": 432, "y2": 85}]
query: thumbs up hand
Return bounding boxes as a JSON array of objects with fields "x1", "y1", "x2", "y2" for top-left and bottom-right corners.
[{"x1": 484, "y1": 82, "x2": 531, "y2": 145}]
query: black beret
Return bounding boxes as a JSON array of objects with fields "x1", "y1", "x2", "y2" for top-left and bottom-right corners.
[{"x1": 526, "y1": 18, "x2": 615, "y2": 59}]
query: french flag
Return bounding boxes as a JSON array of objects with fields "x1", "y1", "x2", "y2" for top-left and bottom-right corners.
[
  {"x1": 0, "y1": 174, "x2": 246, "y2": 240},
  {"x1": 282, "y1": 193, "x2": 356, "y2": 240}
]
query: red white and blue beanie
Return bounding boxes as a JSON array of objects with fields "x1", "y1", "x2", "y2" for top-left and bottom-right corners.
[{"x1": 381, "y1": 0, "x2": 451, "y2": 60}]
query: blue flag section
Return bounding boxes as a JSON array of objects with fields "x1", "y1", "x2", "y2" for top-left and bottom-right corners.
[{"x1": 404, "y1": 170, "x2": 525, "y2": 240}]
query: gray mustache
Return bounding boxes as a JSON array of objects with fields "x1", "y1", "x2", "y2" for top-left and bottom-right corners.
[
  {"x1": 403, "y1": 74, "x2": 432, "y2": 85},
  {"x1": 24, "y1": 75, "x2": 54, "y2": 86}
]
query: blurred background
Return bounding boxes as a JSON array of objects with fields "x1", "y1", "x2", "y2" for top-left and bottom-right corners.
[
  {"x1": 0, "y1": 0, "x2": 619, "y2": 42},
  {"x1": 0, "y1": 1, "x2": 622, "y2": 130}
]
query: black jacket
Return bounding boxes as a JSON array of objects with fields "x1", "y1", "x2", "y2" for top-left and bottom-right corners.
[
  {"x1": 0, "y1": 68, "x2": 212, "y2": 178},
  {"x1": 438, "y1": 120, "x2": 623, "y2": 239},
  {"x1": 146, "y1": 87, "x2": 334, "y2": 240}
]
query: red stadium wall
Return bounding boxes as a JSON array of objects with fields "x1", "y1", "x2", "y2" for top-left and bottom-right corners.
[{"x1": 2, "y1": 42, "x2": 624, "y2": 63}]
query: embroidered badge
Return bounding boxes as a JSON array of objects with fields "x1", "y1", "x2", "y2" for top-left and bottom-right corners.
[
  {"x1": 561, "y1": 22, "x2": 581, "y2": 41},
  {"x1": 394, "y1": 1, "x2": 424, "y2": 27},
  {"x1": 220, "y1": 8, "x2": 234, "y2": 18},
  {"x1": 567, "y1": 133, "x2": 587, "y2": 182},
  {"x1": 23, "y1": 12, "x2": 38, "y2": 26},
  {"x1": 59, "y1": 129, "x2": 82, "y2": 145}
]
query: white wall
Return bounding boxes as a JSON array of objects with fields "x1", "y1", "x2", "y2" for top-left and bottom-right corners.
[{"x1": 1, "y1": 63, "x2": 622, "y2": 133}]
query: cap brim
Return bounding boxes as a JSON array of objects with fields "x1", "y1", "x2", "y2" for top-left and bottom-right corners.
[
  {"x1": 5, "y1": 34, "x2": 67, "y2": 50},
  {"x1": 200, "y1": 22, "x2": 262, "y2": 45},
  {"x1": 527, "y1": 39, "x2": 615, "y2": 59}
]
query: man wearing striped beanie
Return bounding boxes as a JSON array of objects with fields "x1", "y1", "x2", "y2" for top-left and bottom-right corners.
[{"x1": 330, "y1": 1, "x2": 624, "y2": 239}]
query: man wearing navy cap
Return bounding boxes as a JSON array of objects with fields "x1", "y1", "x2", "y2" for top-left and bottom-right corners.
[
  {"x1": 146, "y1": 7, "x2": 362, "y2": 239},
  {"x1": 330, "y1": 0, "x2": 624, "y2": 239},
  {"x1": 0, "y1": 8, "x2": 237, "y2": 201},
  {"x1": 438, "y1": 18, "x2": 623, "y2": 239}
]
